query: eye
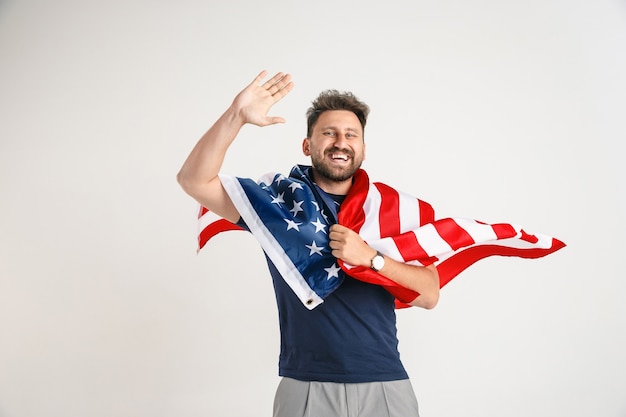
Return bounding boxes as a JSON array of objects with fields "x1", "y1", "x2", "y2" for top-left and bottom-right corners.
[{"x1": 323, "y1": 131, "x2": 336, "y2": 137}]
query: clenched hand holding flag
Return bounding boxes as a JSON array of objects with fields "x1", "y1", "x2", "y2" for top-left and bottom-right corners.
[{"x1": 197, "y1": 165, "x2": 565, "y2": 309}]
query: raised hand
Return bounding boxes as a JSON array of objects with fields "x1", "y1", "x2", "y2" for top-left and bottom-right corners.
[{"x1": 231, "y1": 70, "x2": 294, "y2": 127}]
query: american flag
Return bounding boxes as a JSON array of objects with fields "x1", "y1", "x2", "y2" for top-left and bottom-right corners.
[{"x1": 197, "y1": 165, "x2": 565, "y2": 309}]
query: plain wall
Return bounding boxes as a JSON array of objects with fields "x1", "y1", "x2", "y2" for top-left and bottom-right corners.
[{"x1": 1, "y1": 1, "x2": 625, "y2": 416}]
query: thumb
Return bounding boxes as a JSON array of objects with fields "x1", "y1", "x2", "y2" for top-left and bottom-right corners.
[{"x1": 265, "y1": 116, "x2": 286, "y2": 125}]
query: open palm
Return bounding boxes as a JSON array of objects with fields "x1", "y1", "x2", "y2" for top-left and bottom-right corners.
[{"x1": 232, "y1": 70, "x2": 294, "y2": 127}]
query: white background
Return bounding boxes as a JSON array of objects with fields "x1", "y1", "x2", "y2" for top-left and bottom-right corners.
[{"x1": 1, "y1": 1, "x2": 625, "y2": 416}]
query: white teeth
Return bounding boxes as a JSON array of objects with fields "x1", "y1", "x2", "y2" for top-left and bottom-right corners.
[{"x1": 331, "y1": 153, "x2": 349, "y2": 161}]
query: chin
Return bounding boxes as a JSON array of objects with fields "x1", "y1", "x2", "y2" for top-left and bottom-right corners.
[{"x1": 317, "y1": 166, "x2": 357, "y2": 182}]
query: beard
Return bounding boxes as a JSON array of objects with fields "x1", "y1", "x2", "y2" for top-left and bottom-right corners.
[{"x1": 310, "y1": 147, "x2": 363, "y2": 182}]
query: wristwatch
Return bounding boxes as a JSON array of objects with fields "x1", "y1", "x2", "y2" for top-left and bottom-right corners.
[{"x1": 370, "y1": 251, "x2": 385, "y2": 272}]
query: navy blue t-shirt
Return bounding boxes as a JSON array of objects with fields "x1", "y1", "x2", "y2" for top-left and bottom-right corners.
[
  {"x1": 267, "y1": 257, "x2": 408, "y2": 383},
  {"x1": 239, "y1": 180, "x2": 408, "y2": 383}
]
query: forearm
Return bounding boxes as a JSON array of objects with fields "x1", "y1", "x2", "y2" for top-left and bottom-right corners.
[{"x1": 375, "y1": 255, "x2": 440, "y2": 309}]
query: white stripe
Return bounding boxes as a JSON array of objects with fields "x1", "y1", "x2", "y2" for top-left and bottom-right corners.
[
  {"x1": 529, "y1": 232, "x2": 556, "y2": 249},
  {"x1": 198, "y1": 210, "x2": 223, "y2": 234},
  {"x1": 360, "y1": 183, "x2": 382, "y2": 240},
  {"x1": 484, "y1": 232, "x2": 555, "y2": 250},
  {"x1": 397, "y1": 190, "x2": 422, "y2": 233},
  {"x1": 376, "y1": 239, "x2": 405, "y2": 262},
  {"x1": 257, "y1": 171, "x2": 277, "y2": 186},
  {"x1": 432, "y1": 231, "x2": 556, "y2": 264},
  {"x1": 369, "y1": 219, "x2": 555, "y2": 266},
  {"x1": 453, "y1": 218, "x2": 500, "y2": 243},
  {"x1": 413, "y1": 223, "x2": 454, "y2": 257},
  {"x1": 219, "y1": 174, "x2": 323, "y2": 310}
]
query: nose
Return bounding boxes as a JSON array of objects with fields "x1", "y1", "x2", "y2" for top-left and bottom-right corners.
[{"x1": 334, "y1": 132, "x2": 349, "y2": 147}]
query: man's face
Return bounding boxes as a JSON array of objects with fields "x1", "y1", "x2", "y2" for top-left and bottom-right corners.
[{"x1": 303, "y1": 110, "x2": 366, "y2": 183}]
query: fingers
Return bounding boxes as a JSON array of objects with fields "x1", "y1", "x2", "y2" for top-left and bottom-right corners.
[
  {"x1": 272, "y1": 79, "x2": 294, "y2": 101},
  {"x1": 329, "y1": 224, "x2": 349, "y2": 235},
  {"x1": 239, "y1": 70, "x2": 294, "y2": 126},
  {"x1": 328, "y1": 225, "x2": 372, "y2": 266},
  {"x1": 260, "y1": 71, "x2": 285, "y2": 89},
  {"x1": 259, "y1": 71, "x2": 294, "y2": 98},
  {"x1": 329, "y1": 225, "x2": 355, "y2": 247},
  {"x1": 252, "y1": 70, "x2": 269, "y2": 84}
]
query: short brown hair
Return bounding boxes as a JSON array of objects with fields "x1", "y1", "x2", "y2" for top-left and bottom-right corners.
[{"x1": 306, "y1": 90, "x2": 370, "y2": 138}]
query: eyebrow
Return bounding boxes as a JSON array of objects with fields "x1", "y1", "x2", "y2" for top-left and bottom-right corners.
[{"x1": 320, "y1": 126, "x2": 361, "y2": 133}]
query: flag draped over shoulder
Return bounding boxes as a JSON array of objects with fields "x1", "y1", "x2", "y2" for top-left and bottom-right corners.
[{"x1": 197, "y1": 165, "x2": 565, "y2": 309}]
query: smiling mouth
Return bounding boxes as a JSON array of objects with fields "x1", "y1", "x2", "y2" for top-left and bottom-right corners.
[{"x1": 329, "y1": 153, "x2": 350, "y2": 161}]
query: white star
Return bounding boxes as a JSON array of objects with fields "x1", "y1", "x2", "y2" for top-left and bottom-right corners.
[
  {"x1": 284, "y1": 218, "x2": 302, "y2": 231},
  {"x1": 275, "y1": 174, "x2": 287, "y2": 186},
  {"x1": 312, "y1": 201, "x2": 320, "y2": 211},
  {"x1": 288, "y1": 182, "x2": 303, "y2": 193},
  {"x1": 311, "y1": 218, "x2": 327, "y2": 234},
  {"x1": 271, "y1": 192, "x2": 285, "y2": 205},
  {"x1": 320, "y1": 210, "x2": 329, "y2": 222},
  {"x1": 324, "y1": 263, "x2": 341, "y2": 280},
  {"x1": 305, "y1": 240, "x2": 325, "y2": 256},
  {"x1": 290, "y1": 200, "x2": 304, "y2": 216}
]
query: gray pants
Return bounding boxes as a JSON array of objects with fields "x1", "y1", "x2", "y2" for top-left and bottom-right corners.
[{"x1": 273, "y1": 377, "x2": 420, "y2": 417}]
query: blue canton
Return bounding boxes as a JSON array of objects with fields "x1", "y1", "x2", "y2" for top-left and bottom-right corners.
[{"x1": 236, "y1": 165, "x2": 346, "y2": 299}]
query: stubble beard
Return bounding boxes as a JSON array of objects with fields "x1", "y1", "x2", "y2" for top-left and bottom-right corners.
[{"x1": 310, "y1": 148, "x2": 363, "y2": 182}]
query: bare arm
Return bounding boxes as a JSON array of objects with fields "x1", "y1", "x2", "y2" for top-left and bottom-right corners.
[
  {"x1": 176, "y1": 71, "x2": 294, "y2": 223},
  {"x1": 329, "y1": 224, "x2": 440, "y2": 309}
]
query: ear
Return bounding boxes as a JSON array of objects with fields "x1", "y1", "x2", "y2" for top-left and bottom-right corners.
[
  {"x1": 363, "y1": 142, "x2": 367, "y2": 161},
  {"x1": 302, "y1": 137, "x2": 311, "y2": 156}
]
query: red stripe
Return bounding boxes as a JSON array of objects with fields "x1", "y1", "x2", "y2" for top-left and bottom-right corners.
[
  {"x1": 339, "y1": 169, "x2": 370, "y2": 233},
  {"x1": 198, "y1": 206, "x2": 209, "y2": 218},
  {"x1": 436, "y1": 237, "x2": 566, "y2": 288},
  {"x1": 392, "y1": 232, "x2": 438, "y2": 265},
  {"x1": 433, "y1": 218, "x2": 475, "y2": 250},
  {"x1": 418, "y1": 199, "x2": 435, "y2": 225},
  {"x1": 375, "y1": 182, "x2": 401, "y2": 238},
  {"x1": 491, "y1": 223, "x2": 518, "y2": 239},
  {"x1": 520, "y1": 229, "x2": 539, "y2": 244},
  {"x1": 198, "y1": 218, "x2": 243, "y2": 250},
  {"x1": 342, "y1": 237, "x2": 565, "y2": 306}
]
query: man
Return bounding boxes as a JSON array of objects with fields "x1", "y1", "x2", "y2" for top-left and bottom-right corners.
[{"x1": 177, "y1": 70, "x2": 440, "y2": 417}]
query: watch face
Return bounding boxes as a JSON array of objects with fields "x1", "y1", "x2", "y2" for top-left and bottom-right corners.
[{"x1": 372, "y1": 254, "x2": 384, "y2": 271}]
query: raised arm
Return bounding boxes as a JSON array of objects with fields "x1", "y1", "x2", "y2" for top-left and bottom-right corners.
[{"x1": 176, "y1": 71, "x2": 294, "y2": 222}]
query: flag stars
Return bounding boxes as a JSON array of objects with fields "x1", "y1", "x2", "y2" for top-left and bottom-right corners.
[
  {"x1": 305, "y1": 241, "x2": 325, "y2": 256},
  {"x1": 288, "y1": 182, "x2": 303, "y2": 193},
  {"x1": 275, "y1": 174, "x2": 287, "y2": 186},
  {"x1": 324, "y1": 263, "x2": 341, "y2": 280},
  {"x1": 284, "y1": 218, "x2": 302, "y2": 231},
  {"x1": 290, "y1": 200, "x2": 304, "y2": 216},
  {"x1": 311, "y1": 218, "x2": 327, "y2": 234},
  {"x1": 271, "y1": 192, "x2": 285, "y2": 205}
]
